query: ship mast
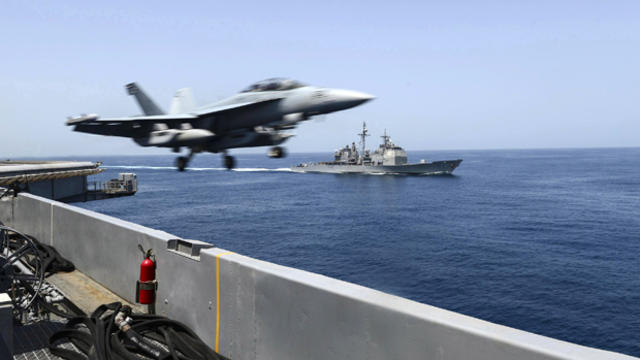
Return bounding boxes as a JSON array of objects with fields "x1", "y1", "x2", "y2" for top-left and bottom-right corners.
[
  {"x1": 381, "y1": 129, "x2": 390, "y2": 148},
  {"x1": 357, "y1": 121, "x2": 370, "y2": 164}
]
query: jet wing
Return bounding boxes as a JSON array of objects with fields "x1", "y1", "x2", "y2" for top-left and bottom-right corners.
[
  {"x1": 66, "y1": 114, "x2": 199, "y2": 138},
  {"x1": 193, "y1": 97, "x2": 284, "y2": 117},
  {"x1": 66, "y1": 113, "x2": 198, "y2": 126},
  {"x1": 67, "y1": 97, "x2": 284, "y2": 138}
]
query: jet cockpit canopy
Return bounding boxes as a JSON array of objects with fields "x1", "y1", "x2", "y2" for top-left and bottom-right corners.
[{"x1": 241, "y1": 78, "x2": 306, "y2": 93}]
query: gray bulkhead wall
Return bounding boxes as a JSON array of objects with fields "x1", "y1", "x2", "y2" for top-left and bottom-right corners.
[
  {"x1": 7, "y1": 176, "x2": 86, "y2": 201},
  {"x1": 0, "y1": 192, "x2": 636, "y2": 360}
]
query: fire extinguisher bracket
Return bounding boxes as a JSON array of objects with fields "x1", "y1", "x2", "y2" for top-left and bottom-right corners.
[
  {"x1": 136, "y1": 280, "x2": 158, "y2": 303},
  {"x1": 137, "y1": 246, "x2": 158, "y2": 305}
]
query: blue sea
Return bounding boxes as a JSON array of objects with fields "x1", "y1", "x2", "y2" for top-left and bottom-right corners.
[{"x1": 71, "y1": 148, "x2": 640, "y2": 357}]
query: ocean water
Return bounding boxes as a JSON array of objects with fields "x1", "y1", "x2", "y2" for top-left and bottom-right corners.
[{"x1": 71, "y1": 148, "x2": 640, "y2": 357}]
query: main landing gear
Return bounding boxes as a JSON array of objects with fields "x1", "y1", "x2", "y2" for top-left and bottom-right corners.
[
  {"x1": 175, "y1": 151, "x2": 236, "y2": 171},
  {"x1": 223, "y1": 153, "x2": 235, "y2": 170},
  {"x1": 175, "y1": 151, "x2": 194, "y2": 171}
]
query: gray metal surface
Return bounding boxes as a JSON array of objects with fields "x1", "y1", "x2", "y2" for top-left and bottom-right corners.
[
  {"x1": 0, "y1": 161, "x2": 98, "y2": 177},
  {"x1": 0, "y1": 161, "x2": 103, "y2": 201},
  {"x1": 0, "y1": 191, "x2": 637, "y2": 360}
]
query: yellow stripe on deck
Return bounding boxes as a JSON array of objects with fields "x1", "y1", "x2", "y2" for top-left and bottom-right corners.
[{"x1": 215, "y1": 251, "x2": 234, "y2": 353}]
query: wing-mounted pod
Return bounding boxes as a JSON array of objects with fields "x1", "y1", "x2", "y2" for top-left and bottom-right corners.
[
  {"x1": 282, "y1": 112, "x2": 308, "y2": 123},
  {"x1": 134, "y1": 128, "x2": 216, "y2": 147}
]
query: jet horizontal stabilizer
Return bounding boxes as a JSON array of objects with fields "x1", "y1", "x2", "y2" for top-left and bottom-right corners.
[{"x1": 66, "y1": 113, "x2": 99, "y2": 125}]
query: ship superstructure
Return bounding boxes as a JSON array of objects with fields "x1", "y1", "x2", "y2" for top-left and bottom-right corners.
[{"x1": 294, "y1": 122, "x2": 462, "y2": 174}]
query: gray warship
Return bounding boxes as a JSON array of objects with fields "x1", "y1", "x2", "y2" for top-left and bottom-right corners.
[{"x1": 293, "y1": 122, "x2": 462, "y2": 174}]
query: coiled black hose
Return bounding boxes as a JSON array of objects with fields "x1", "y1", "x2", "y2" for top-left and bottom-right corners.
[
  {"x1": 50, "y1": 302, "x2": 221, "y2": 360},
  {"x1": 2, "y1": 223, "x2": 75, "y2": 276},
  {"x1": 1, "y1": 223, "x2": 80, "y2": 318}
]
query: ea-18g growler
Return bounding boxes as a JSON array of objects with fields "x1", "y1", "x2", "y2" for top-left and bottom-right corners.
[{"x1": 66, "y1": 78, "x2": 374, "y2": 171}]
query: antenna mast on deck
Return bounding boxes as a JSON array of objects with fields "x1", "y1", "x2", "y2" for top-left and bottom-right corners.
[
  {"x1": 381, "y1": 129, "x2": 390, "y2": 147},
  {"x1": 357, "y1": 121, "x2": 370, "y2": 164}
]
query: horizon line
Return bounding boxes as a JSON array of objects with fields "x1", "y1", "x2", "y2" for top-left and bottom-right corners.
[{"x1": 5, "y1": 145, "x2": 640, "y2": 160}]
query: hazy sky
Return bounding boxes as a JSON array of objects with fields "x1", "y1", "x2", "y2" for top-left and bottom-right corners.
[{"x1": 2, "y1": 0, "x2": 639, "y2": 157}]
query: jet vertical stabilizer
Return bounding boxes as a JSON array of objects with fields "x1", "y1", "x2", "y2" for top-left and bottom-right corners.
[
  {"x1": 169, "y1": 88, "x2": 196, "y2": 114},
  {"x1": 125, "y1": 82, "x2": 165, "y2": 115}
]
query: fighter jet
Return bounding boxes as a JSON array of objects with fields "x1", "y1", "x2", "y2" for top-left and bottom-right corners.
[{"x1": 66, "y1": 78, "x2": 374, "y2": 170}]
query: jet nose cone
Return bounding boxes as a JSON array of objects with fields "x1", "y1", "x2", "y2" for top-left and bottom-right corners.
[{"x1": 331, "y1": 89, "x2": 375, "y2": 110}]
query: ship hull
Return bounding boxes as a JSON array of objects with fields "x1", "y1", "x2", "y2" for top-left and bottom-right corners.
[{"x1": 292, "y1": 159, "x2": 462, "y2": 175}]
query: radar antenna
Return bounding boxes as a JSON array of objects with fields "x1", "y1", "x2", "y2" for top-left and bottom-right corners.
[
  {"x1": 357, "y1": 121, "x2": 370, "y2": 164},
  {"x1": 381, "y1": 129, "x2": 391, "y2": 148}
]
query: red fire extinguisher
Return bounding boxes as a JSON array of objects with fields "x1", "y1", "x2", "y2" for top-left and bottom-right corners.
[{"x1": 136, "y1": 245, "x2": 157, "y2": 310}]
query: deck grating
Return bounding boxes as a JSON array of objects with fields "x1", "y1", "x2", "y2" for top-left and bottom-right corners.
[{"x1": 12, "y1": 318, "x2": 73, "y2": 360}]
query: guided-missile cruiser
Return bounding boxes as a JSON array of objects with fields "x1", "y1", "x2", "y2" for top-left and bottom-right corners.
[{"x1": 293, "y1": 122, "x2": 462, "y2": 174}]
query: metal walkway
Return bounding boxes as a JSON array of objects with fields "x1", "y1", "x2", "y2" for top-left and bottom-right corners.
[
  {"x1": 7, "y1": 269, "x2": 143, "y2": 360},
  {"x1": 13, "y1": 318, "x2": 67, "y2": 360}
]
